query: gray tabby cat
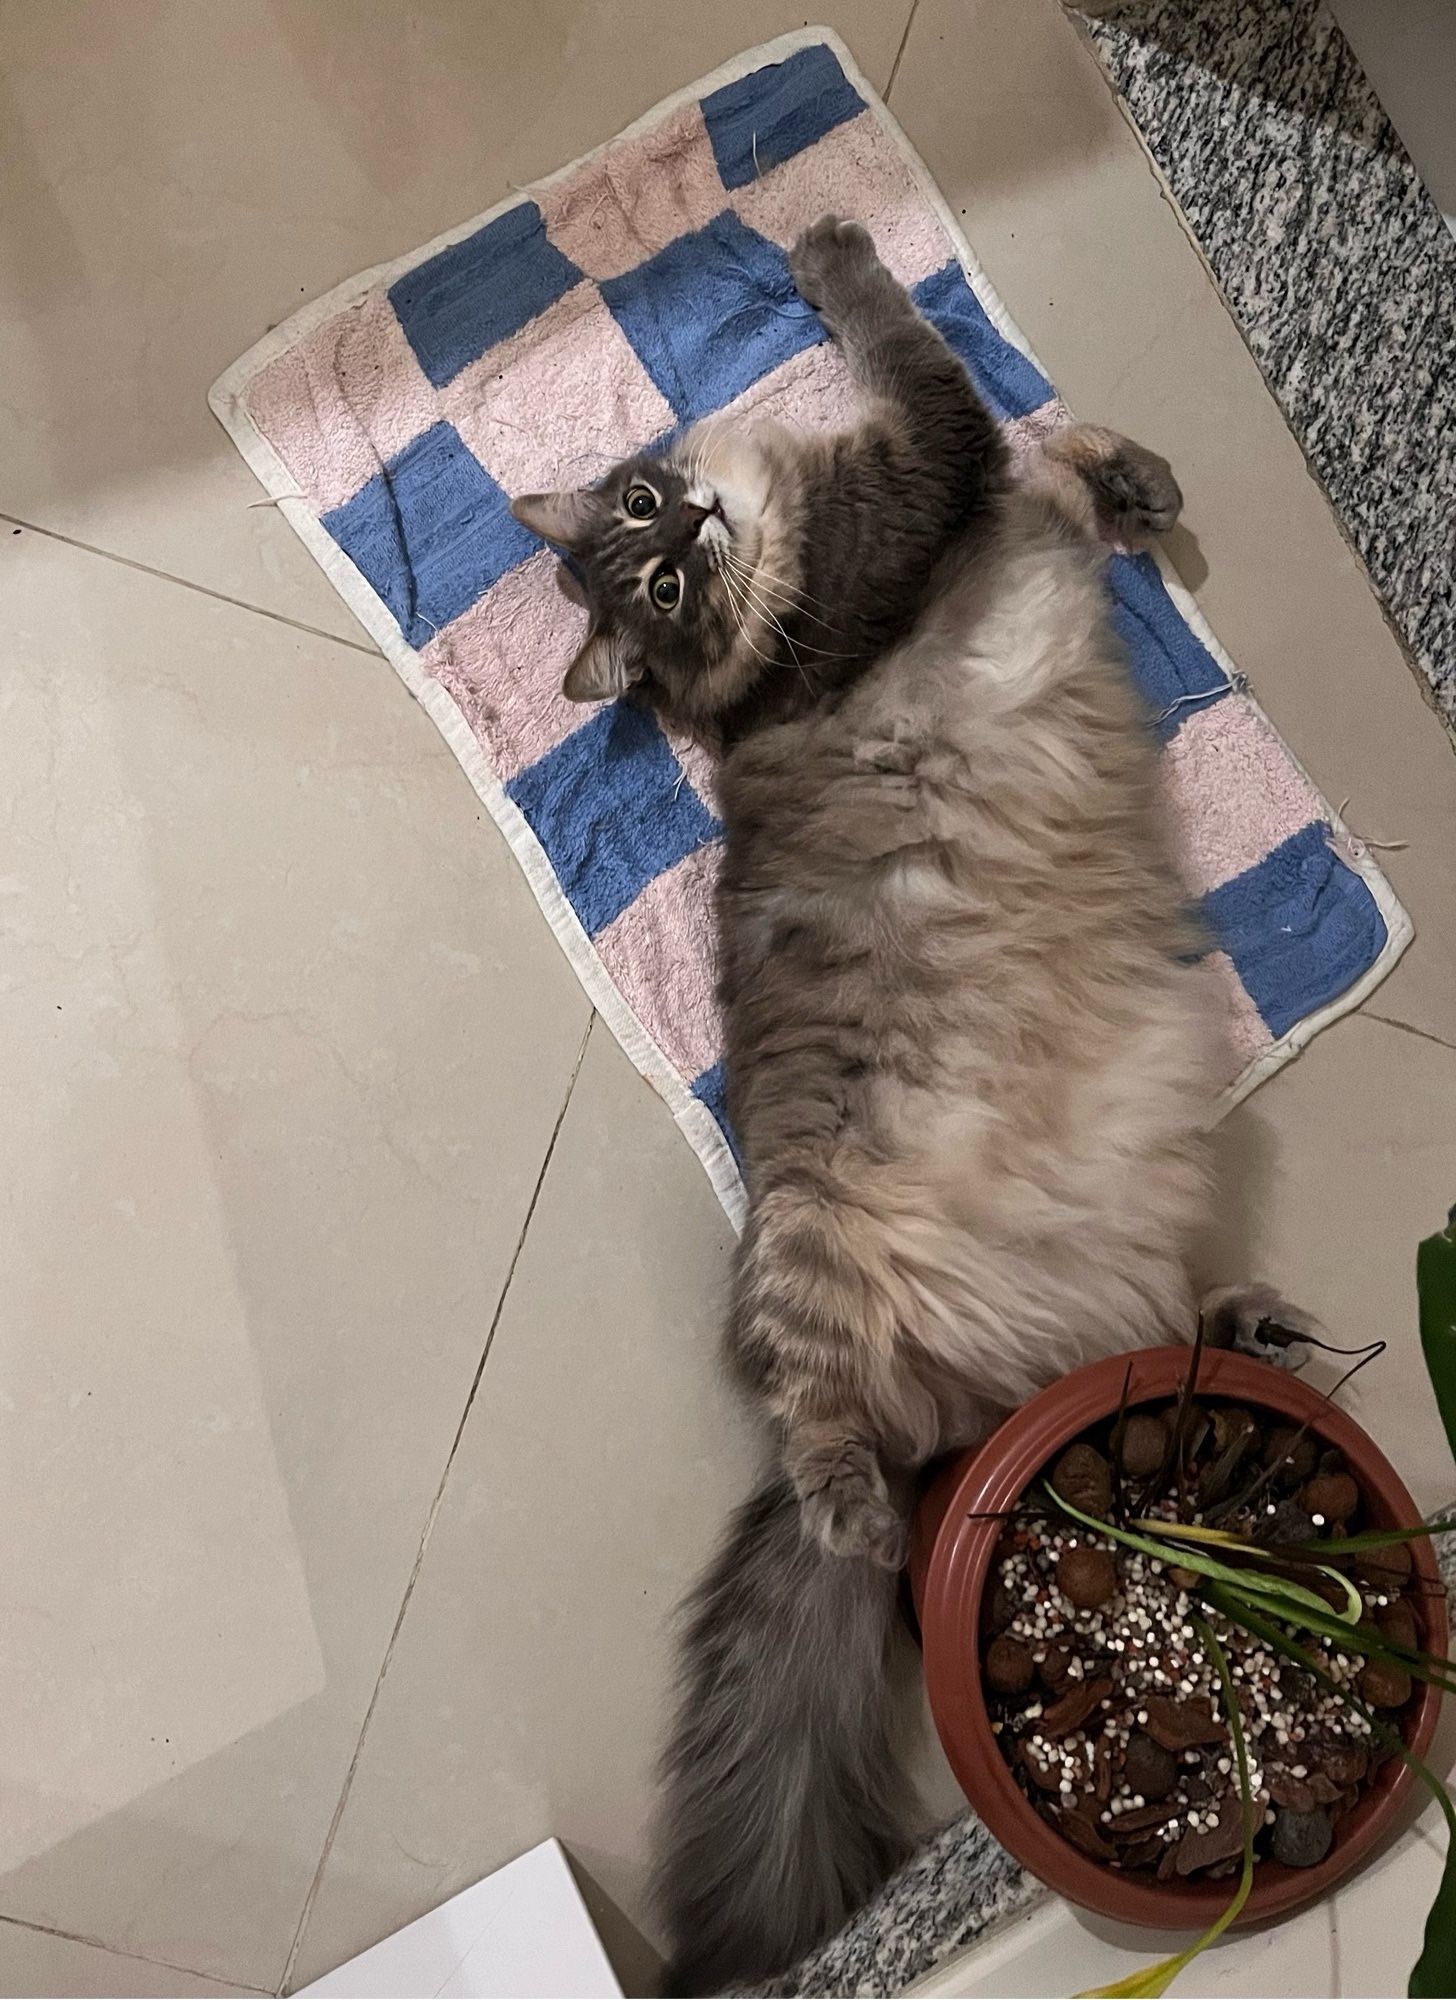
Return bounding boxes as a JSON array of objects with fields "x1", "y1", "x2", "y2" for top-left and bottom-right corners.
[{"x1": 513, "y1": 217, "x2": 1229, "y2": 1992}]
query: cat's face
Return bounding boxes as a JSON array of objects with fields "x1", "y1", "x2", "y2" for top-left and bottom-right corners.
[{"x1": 510, "y1": 434, "x2": 782, "y2": 720}]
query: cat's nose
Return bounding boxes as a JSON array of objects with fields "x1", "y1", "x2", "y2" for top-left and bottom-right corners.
[{"x1": 681, "y1": 498, "x2": 723, "y2": 537}]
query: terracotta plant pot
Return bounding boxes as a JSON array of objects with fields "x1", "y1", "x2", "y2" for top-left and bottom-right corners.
[{"x1": 908, "y1": 1347, "x2": 1445, "y2": 1927}]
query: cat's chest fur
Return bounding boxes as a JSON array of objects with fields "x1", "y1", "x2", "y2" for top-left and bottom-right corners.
[{"x1": 716, "y1": 528, "x2": 1132, "y2": 935}]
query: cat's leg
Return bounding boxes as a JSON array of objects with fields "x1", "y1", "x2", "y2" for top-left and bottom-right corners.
[
  {"x1": 728, "y1": 1189, "x2": 932, "y2": 1569},
  {"x1": 1034, "y1": 422, "x2": 1183, "y2": 548},
  {"x1": 789, "y1": 215, "x2": 937, "y2": 388},
  {"x1": 789, "y1": 215, "x2": 1006, "y2": 478}
]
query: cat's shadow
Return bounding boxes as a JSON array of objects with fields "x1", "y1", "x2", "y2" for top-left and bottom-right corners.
[
  {"x1": 1163, "y1": 522, "x2": 1209, "y2": 593},
  {"x1": 1200, "y1": 1094, "x2": 1277, "y2": 1289}
]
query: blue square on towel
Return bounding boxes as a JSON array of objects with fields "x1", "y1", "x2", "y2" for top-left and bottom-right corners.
[
  {"x1": 1200, "y1": 822, "x2": 1388, "y2": 1039},
  {"x1": 692, "y1": 1060, "x2": 743, "y2": 1171},
  {"x1": 506, "y1": 701, "x2": 722, "y2": 938},
  {"x1": 388, "y1": 201, "x2": 583, "y2": 388},
  {"x1": 321, "y1": 421, "x2": 536, "y2": 648},
  {"x1": 1106, "y1": 553, "x2": 1231, "y2": 739},
  {"x1": 911, "y1": 263, "x2": 1053, "y2": 422},
  {"x1": 701, "y1": 42, "x2": 865, "y2": 191},
  {"x1": 601, "y1": 212, "x2": 823, "y2": 423}
]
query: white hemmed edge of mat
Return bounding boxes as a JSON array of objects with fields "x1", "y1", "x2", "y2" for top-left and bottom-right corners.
[{"x1": 209, "y1": 22, "x2": 1411, "y2": 1232}]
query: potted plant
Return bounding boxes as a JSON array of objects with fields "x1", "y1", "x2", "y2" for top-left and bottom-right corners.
[{"x1": 909, "y1": 1207, "x2": 1456, "y2": 1997}]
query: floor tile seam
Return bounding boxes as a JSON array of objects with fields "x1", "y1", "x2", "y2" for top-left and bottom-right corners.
[{"x1": 274, "y1": 1013, "x2": 596, "y2": 1994}]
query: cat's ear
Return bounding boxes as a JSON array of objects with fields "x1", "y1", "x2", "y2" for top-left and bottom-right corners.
[
  {"x1": 562, "y1": 625, "x2": 642, "y2": 703},
  {"x1": 510, "y1": 488, "x2": 602, "y2": 551}
]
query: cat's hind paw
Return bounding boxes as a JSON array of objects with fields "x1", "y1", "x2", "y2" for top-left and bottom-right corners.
[{"x1": 1201, "y1": 1283, "x2": 1326, "y2": 1372}]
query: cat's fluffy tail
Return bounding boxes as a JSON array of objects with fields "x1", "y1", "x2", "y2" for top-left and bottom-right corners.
[{"x1": 654, "y1": 1475, "x2": 915, "y2": 1995}]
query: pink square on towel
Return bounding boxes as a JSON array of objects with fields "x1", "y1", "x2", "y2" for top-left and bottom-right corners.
[
  {"x1": 1204, "y1": 949, "x2": 1275, "y2": 1074},
  {"x1": 444, "y1": 288, "x2": 676, "y2": 497},
  {"x1": 734, "y1": 111, "x2": 954, "y2": 288},
  {"x1": 245, "y1": 291, "x2": 437, "y2": 512},
  {"x1": 596, "y1": 842, "x2": 724, "y2": 1083},
  {"x1": 539, "y1": 103, "x2": 728, "y2": 280},
  {"x1": 420, "y1": 551, "x2": 589, "y2": 781},
  {"x1": 1003, "y1": 397, "x2": 1072, "y2": 468},
  {"x1": 1161, "y1": 697, "x2": 1321, "y2": 897},
  {"x1": 726, "y1": 338, "x2": 860, "y2": 434},
  {"x1": 663, "y1": 726, "x2": 722, "y2": 819}
]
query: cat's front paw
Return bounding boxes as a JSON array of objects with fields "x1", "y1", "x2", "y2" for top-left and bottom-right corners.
[{"x1": 789, "y1": 214, "x2": 886, "y2": 318}]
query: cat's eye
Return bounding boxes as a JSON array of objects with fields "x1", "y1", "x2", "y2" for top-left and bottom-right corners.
[
  {"x1": 624, "y1": 484, "x2": 658, "y2": 520},
  {"x1": 650, "y1": 567, "x2": 682, "y2": 611}
]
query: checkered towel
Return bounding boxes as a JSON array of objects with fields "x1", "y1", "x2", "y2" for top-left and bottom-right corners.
[{"x1": 211, "y1": 29, "x2": 1409, "y2": 1224}]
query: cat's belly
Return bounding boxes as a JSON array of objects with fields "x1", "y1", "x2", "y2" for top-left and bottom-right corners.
[{"x1": 724, "y1": 757, "x2": 1211, "y2": 1420}]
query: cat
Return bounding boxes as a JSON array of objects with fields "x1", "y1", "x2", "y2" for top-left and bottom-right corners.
[{"x1": 512, "y1": 216, "x2": 1238, "y2": 1993}]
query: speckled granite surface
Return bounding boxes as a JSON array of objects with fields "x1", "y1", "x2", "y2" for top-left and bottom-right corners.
[
  {"x1": 769, "y1": 1810, "x2": 1037, "y2": 1998},
  {"x1": 1074, "y1": 0, "x2": 1456, "y2": 733}
]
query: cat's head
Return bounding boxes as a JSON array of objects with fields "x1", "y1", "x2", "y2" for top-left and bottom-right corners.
[{"x1": 510, "y1": 431, "x2": 789, "y2": 724}]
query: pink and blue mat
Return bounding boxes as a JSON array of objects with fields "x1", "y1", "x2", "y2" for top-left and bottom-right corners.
[{"x1": 210, "y1": 29, "x2": 1409, "y2": 1225}]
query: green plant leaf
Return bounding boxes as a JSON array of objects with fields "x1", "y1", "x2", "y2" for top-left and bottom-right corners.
[
  {"x1": 1129, "y1": 1519, "x2": 1252, "y2": 1548},
  {"x1": 1051, "y1": 1486, "x2": 1456, "y2": 1689},
  {"x1": 1411, "y1": 1202, "x2": 1456, "y2": 1998},
  {"x1": 1411, "y1": 1819, "x2": 1456, "y2": 2000},
  {"x1": 1419, "y1": 1206, "x2": 1456, "y2": 1469},
  {"x1": 1286, "y1": 1518, "x2": 1456, "y2": 1556},
  {"x1": 1314, "y1": 1565, "x2": 1366, "y2": 1622},
  {"x1": 1207, "y1": 1581, "x2": 1456, "y2": 1694},
  {"x1": 1046, "y1": 1488, "x2": 1353, "y2": 1623},
  {"x1": 1075, "y1": 1621, "x2": 1255, "y2": 1999}
]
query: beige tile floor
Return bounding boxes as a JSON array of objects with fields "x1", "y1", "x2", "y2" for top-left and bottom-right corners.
[{"x1": 1, "y1": 1, "x2": 1453, "y2": 1995}]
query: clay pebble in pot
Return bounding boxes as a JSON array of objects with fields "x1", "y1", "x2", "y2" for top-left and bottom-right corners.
[
  {"x1": 1058, "y1": 1545, "x2": 1117, "y2": 1609},
  {"x1": 1263, "y1": 1426, "x2": 1318, "y2": 1489},
  {"x1": 1122, "y1": 1730, "x2": 1179, "y2": 1803},
  {"x1": 1358, "y1": 1659, "x2": 1413, "y2": 1708},
  {"x1": 1299, "y1": 1471, "x2": 1360, "y2": 1526},
  {"x1": 1112, "y1": 1412, "x2": 1168, "y2": 1480},
  {"x1": 1050, "y1": 1442, "x2": 1112, "y2": 1519},
  {"x1": 1271, "y1": 1808, "x2": 1334, "y2": 1868},
  {"x1": 1376, "y1": 1600, "x2": 1420, "y2": 1652},
  {"x1": 986, "y1": 1578, "x2": 1017, "y2": 1633},
  {"x1": 1261, "y1": 1497, "x2": 1318, "y2": 1544},
  {"x1": 1356, "y1": 1539, "x2": 1414, "y2": 1590},
  {"x1": 986, "y1": 1635, "x2": 1035, "y2": 1694}
]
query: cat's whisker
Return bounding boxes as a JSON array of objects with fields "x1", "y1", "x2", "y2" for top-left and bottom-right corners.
[
  {"x1": 719, "y1": 556, "x2": 817, "y2": 691},
  {"x1": 725, "y1": 555, "x2": 849, "y2": 633},
  {"x1": 716, "y1": 555, "x2": 798, "y2": 678},
  {"x1": 722, "y1": 554, "x2": 854, "y2": 662}
]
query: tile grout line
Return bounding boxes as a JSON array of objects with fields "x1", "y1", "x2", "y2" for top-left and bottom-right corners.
[
  {"x1": 276, "y1": 1012, "x2": 597, "y2": 1996},
  {"x1": 0, "y1": 1909, "x2": 271, "y2": 1996},
  {"x1": 1363, "y1": 1010, "x2": 1456, "y2": 1057},
  {"x1": 885, "y1": 0, "x2": 923, "y2": 99},
  {"x1": 0, "y1": 511, "x2": 382, "y2": 658}
]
